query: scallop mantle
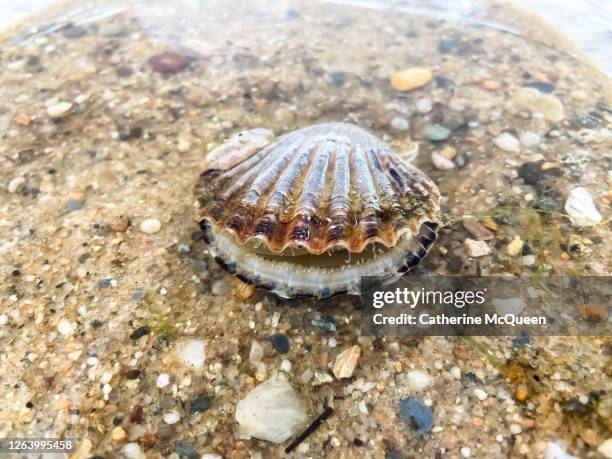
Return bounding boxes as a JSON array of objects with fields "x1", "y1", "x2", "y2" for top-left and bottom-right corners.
[{"x1": 195, "y1": 122, "x2": 440, "y2": 256}]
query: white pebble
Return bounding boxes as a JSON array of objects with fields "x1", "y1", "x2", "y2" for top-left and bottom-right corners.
[
  {"x1": 431, "y1": 151, "x2": 455, "y2": 170},
  {"x1": 139, "y1": 218, "x2": 161, "y2": 234},
  {"x1": 522, "y1": 255, "x2": 536, "y2": 266},
  {"x1": 390, "y1": 116, "x2": 409, "y2": 131},
  {"x1": 280, "y1": 359, "x2": 292, "y2": 373},
  {"x1": 473, "y1": 388, "x2": 488, "y2": 400},
  {"x1": 156, "y1": 373, "x2": 170, "y2": 388},
  {"x1": 46, "y1": 101, "x2": 73, "y2": 118},
  {"x1": 177, "y1": 137, "x2": 191, "y2": 153},
  {"x1": 122, "y1": 442, "x2": 144, "y2": 459},
  {"x1": 201, "y1": 454, "x2": 222, "y2": 459},
  {"x1": 464, "y1": 238, "x2": 491, "y2": 257},
  {"x1": 494, "y1": 132, "x2": 520, "y2": 152},
  {"x1": 564, "y1": 187, "x2": 602, "y2": 227},
  {"x1": 406, "y1": 370, "x2": 433, "y2": 390},
  {"x1": 358, "y1": 399, "x2": 369, "y2": 415},
  {"x1": 598, "y1": 439, "x2": 612, "y2": 459},
  {"x1": 57, "y1": 318, "x2": 74, "y2": 336},
  {"x1": 163, "y1": 410, "x2": 181, "y2": 424},
  {"x1": 416, "y1": 98, "x2": 433, "y2": 113},
  {"x1": 461, "y1": 446, "x2": 472, "y2": 457},
  {"x1": 545, "y1": 441, "x2": 578, "y2": 459},
  {"x1": 0, "y1": 314, "x2": 8, "y2": 325},
  {"x1": 176, "y1": 338, "x2": 206, "y2": 368},
  {"x1": 100, "y1": 371, "x2": 113, "y2": 384},
  {"x1": 509, "y1": 424, "x2": 522, "y2": 434},
  {"x1": 249, "y1": 340, "x2": 264, "y2": 363},
  {"x1": 520, "y1": 131, "x2": 540, "y2": 148},
  {"x1": 7, "y1": 176, "x2": 25, "y2": 193},
  {"x1": 450, "y1": 366, "x2": 461, "y2": 379}
]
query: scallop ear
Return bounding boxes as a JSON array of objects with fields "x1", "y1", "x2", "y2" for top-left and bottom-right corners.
[{"x1": 204, "y1": 128, "x2": 274, "y2": 171}]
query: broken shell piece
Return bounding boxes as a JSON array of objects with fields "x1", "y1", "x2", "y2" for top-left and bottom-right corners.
[
  {"x1": 235, "y1": 373, "x2": 308, "y2": 443},
  {"x1": 195, "y1": 122, "x2": 440, "y2": 299},
  {"x1": 333, "y1": 345, "x2": 361, "y2": 379},
  {"x1": 564, "y1": 187, "x2": 602, "y2": 227}
]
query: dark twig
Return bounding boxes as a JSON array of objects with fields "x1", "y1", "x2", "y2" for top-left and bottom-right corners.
[{"x1": 284, "y1": 406, "x2": 334, "y2": 454}]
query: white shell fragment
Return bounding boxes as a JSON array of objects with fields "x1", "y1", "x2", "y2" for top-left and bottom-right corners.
[
  {"x1": 332, "y1": 345, "x2": 361, "y2": 379},
  {"x1": 235, "y1": 373, "x2": 308, "y2": 443},
  {"x1": 564, "y1": 187, "x2": 602, "y2": 227},
  {"x1": 175, "y1": 338, "x2": 205, "y2": 368}
]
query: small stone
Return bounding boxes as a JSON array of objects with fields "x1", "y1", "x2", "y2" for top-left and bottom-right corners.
[
  {"x1": 14, "y1": 113, "x2": 31, "y2": 125},
  {"x1": 177, "y1": 137, "x2": 191, "y2": 153},
  {"x1": 163, "y1": 410, "x2": 181, "y2": 424},
  {"x1": 473, "y1": 388, "x2": 488, "y2": 401},
  {"x1": 523, "y1": 81, "x2": 555, "y2": 93},
  {"x1": 431, "y1": 151, "x2": 455, "y2": 170},
  {"x1": 450, "y1": 366, "x2": 461, "y2": 379},
  {"x1": 122, "y1": 442, "x2": 144, "y2": 459},
  {"x1": 130, "y1": 326, "x2": 150, "y2": 340},
  {"x1": 332, "y1": 345, "x2": 361, "y2": 379},
  {"x1": 518, "y1": 161, "x2": 546, "y2": 185},
  {"x1": 522, "y1": 255, "x2": 536, "y2": 266},
  {"x1": 406, "y1": 370, "x2": 433, "y2": 390},
  {"x1": 520, "y1": 131, "x2": 540, "y2": 148},
  {"x1": 0, "y1": 314, "x2": 8, "y2": 325},
  {"x1": 129, "y1": 404, "x2": 143, "y2": 423},
  {"x1": 545, "y1": 441, "x2": 578, "y2": 459},
  {"x1": 416, "y1": 98, "x2": 433, "y2": 113},
  {"x1": 7, "y1": 176, "x2": 25, "y2": 193},
  {"x1": 111, "y1": 426, "x2": 126, "y2": 441},
  {"x1": 46, "y1": 101, "x2": 73, "y2": 119},
  {"x1": 460, "y1": 446, "x2": 472, "y2": 458},
  {"x1": 482, "y1": 217, "x2": 498, "y2": 231},
  {"x1": 57, "y1": 319, "x2": 74, "y2": 336},
  {"x1": 579, "y1": 304, "x2": 608, "y2": 322},
  {"x1": 98, "y1": 278, "x2": 113, "y2": 288},
  {"x1": 148, "y1": 52, "x2": 190, "y2": 74},
  {"x1": 124, "y1": 369, "x2": 140, "y2": 379},
  {"x1": 464, "y1": 238, "x2": 491, "y2": 257},
  {"x1": 564, "y1": 187, "x2": 602, "y2": 227},
  {"x1": 424, "y1": 124, "x2": 451, "y2": 142},
  {"x1": 111, "y1": 215, "x2": 129, "y2": 232},
  {"x1": 176, "y1": 440, "x2": 198, "y2": 459},
  {"x1": 598, "y1": 439, "x2": 612, "y2": 459},
  {"x1": 139, "y1": 218, "x2": 161, "y2": 234},
  {"x1": 156, "y1": 373, "x2": 170, "y2": 388},
  {"x1": 463, "y1": 221, "x2": 494, "y2": 241},
  {"x1": 249, "y1": 339, "x2": 264, "y2": 363},
  {"x1": 269, "y1": 334, "x2": 290, "y2": 354},
  {"x1": 390, "y1": 68, "x2": 433, "y2": 91},
  {"x1": 310, "y1": 317, "x2": 337, "y2": 332},
  {"x1": 62, "y1": 24, "x2": 86, "y2": 39},
  {"x1": 399, "y1": 396, "x2": 434, "y2": 437},
  {"x1": 506, "y1": 237, "x2": 524, "y2": 256},
  {"x1": 329, "y1": 71, "x2": 346, "y2": 86},
  {"x1": 512, "y1": 87, "x2": 564, "y2": 122},
  {"x1": 65, "y1": 199, "x2": 83, "y2": 212},
  {"x1": 494, "y1": 132, "x2": 520, "y2": 152},
  {"x1": 481, "y1": 80, "x2": 501, "y2": 91},
  {"x1": 235, "y1": 372, "x2": 308, "y2": 443},
  {"x1": 390, "y1": 116, "x2": 409, "y2": 131},
  {"x1": 189, "y1": 393, "x2": 211, "y2": 413},
  {"x1": 176, "y1": 339, "x2": 206, "y2": 368},
  {"x1": 568, "y1": 234, "x2": 593, "y2": 258},
  {"x1": 515, "y1": 385, "x2": 529, "y2": 401},
  {"x1": 440, "y1": 146, "x2": 457, "y2": 159}
]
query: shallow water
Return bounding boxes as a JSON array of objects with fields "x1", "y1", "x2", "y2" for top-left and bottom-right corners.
[{"x1": 0, "y1": 0, "x2": 610, "y2": 458}]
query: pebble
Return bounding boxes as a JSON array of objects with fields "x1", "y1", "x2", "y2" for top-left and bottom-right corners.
[
  {"x1": 545, "y1": 441, "x2": 578, "y2": 459},
  {"x1": 46, "y1": 101, "x2": 73, "y2": 119},
  {"x1": 235, "y1": 373, "x2": 308, "y2": 443},
  {"x1": 249, "y1": 339, "x2": 264, "y2": 363},
  {"x1": 111, "y1": 426, "x2": 126, "y2": 441},
  {"x1": 148, "y1": 52, "x2": 190, "y2": 74},
  {"x1": 424, "y1": 124, "x2": 451, "y2": 142},
  {"x1": 481, "y1": 79, "x2": 501, "y2": 91},
  {"x1": 7, "y1": 176, "x2": 25, "y2": 193},
  {"x1": 598, "y1": 439, "x2": 612, "y2": 459},
  {"x1": 311, "y1": 317, "x2": 337, "y2": 332},
  {"x1": 564, "y1": 187, "x2": 602, "y2": 227},
  {"x1": 464, "y1": 238, "x2": 491, "y2": 257},
  {"x1": 122, "y1": 442, "x2": 144, "y2": 459},
  {"x1": 0, "y1": 314, "x2": 8, "y2": 325},
  {"x1": 463, "y1": 221, "x2": 494, "y2": 241},
  {"x1": 440, "y1": 146, "x2": 457, "y2": 159},
  {"x1": 523, "y1": 81, "x2": 555, "y2": 93},
  {"x1": 62, "y1": 24, "x2": 86, "y2": 39},
  {"x1": 139, "y1": 218, "x2": 161, "y2": 234},
  {"x1": 522, "y1": 255, "x2": 536, "y2": 266},
  {"x1": 156, "y1": 373, "x2": 170, "y2": 388},
  {"x1": 506, "y1": 237, "x2": 524, "y2": 256},
  {"x1": 111, "y1": 215, "x2": 129, "y2": 232},
  {"x1": 431, "y1": 151, "x2": 455, "y2": 170},
  {"x1": 390, "y1": 116, "x2": 409, "y2": 131},
  {"x1": 494, "y1": 132, "x2": 520, "y2": 152},
  {"x1": 269, "y1": 334, "x2": 290, "y2": 354},
  {"x1": 177, "y1": 137, "x2": 191, "y2": 153},
  {"x1": 398, "y1": 396, "x2": 434, "y2": 437},
  {"x1": 416, "y1": 98, "x2": 433, "y2": 113},
  {"x1": 579, "y1": 304, "x2": 608, "y2": 322},
  {"x1": 189, "y1": 393, "x2": 211, "y2": 413},
  {"x1": 57, "y1": 319, "x2": 74, "y2": 336},
  {"x1": 65, "y1": 199, "x2": 83, "y2": 212},
  {"x1": 390, "y1": 68, "x2": 433, "y2": 91},
  {"x1": 406, "y1": 370, "x2": 433, "y2": 390},
  {"x1": 330, "y1": 71, "x2": 346, "y2": 86},
  {"x1": 332, "y1": 345, "x2": 361, "y2": 379},
  {"x1": 450, "y1": 366, "x2": 461, "y2": 379},
  {"x1": 460, "y1": 446, "x2": 472, "y2": 457},
  {"x1": 520, "y1": 131, "x2": 541, "y2": 148},
  {"x1": 512, "y1": 87, "x2": 565, "y2": 122},
  {"x1": 176, "y1": 338, "x2": 206, "y2": 368},
  {"x1": 129, "y1": 326, "x2": 150, "y2": 340},
  {"x1": 473, "y1": 388, "x2": 488, "y2": 401},
  {"x1": 163, "y1": 410, "x2": 181, "y2": 424}
]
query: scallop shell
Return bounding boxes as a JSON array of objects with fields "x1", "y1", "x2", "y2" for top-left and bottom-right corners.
[{"x1": 195, "y1": 122, "x2": 440, "y2": 298}]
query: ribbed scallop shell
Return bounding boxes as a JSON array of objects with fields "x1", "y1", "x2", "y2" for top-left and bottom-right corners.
[{"x1": 195, "y1": 122, "x2": 440, "y2": 255}]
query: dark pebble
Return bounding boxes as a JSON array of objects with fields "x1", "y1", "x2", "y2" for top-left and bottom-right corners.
[
  {"x1": 79, "y1": 253, "x2": 90, "y2": 263},
  {"x1": 521, "y1": 244, "x2": 532, "y2": 255},
  {"x1": 124, "y1": 369, "x2": 141, "y2": 379},
  {"x1": 90, "y1": 319, "x2": 103, "y2": 329},
  {"x1": 12, "y1": 269, "x2": 20, "y2": 276},
  {"x1": 175, "y1": 440, "x2": 199, "y2": 459},
  {"x1": 561, "y1": 397, "x2": 590, "y2": 414},
  {"x1": 311, "y1": 316, "x2": 337, "y2": 332},
  {"x1": 65, "y1": 200, "x2": 84, "y2": 212},
  {"x1": 512, "y1": 334, "x2": 531, "y2": 348},
  {"x1": 453, "y1": 154, "x2": 467, "y2": 168},
  {"x1": 129, "y1": 404, "x2": 143, "y2": 423},
  {"x1": 190, "y1": 230, "x2": 205, "y2": 241},
  {"x1": 437, "y1": 38, "x2": 454, "y2": 54},
  {"x1": 130, "y1": 326, "x2": 150, "y2": 340},
  {"x1": 269, "y1": 333, "x2": 290, "y2": 354},
  {"x1": 112, "y1": 416, "x2": 123, "y2": 426},
  {"x1": 286, "y1": 9, "x2": 301, "y2": 19},
  {"x1": 189, "y1": 393, "x2": 211, "y2": 413},
  {"x1": 62, "y1": 24, "x2": 87, "y2": 39},
  {"x1": 523, "y1": 81, "x2": 555, "y2": 93},
  {"x1": 603, "y1": 341, "x2": 612, "y2": 355},
  {"x1": 517, "y1": 161, "x2": 545, "y2": 185},
  {"x1": 148, "y1": 52, "x2": 190, "y2": 74},
  {"x1": 330, "y1": 71, "x2": 346, "y2": 86},
  {"x1": 596, "y1": 101, "x2": 612, "y2": 113},
  {"x1": 98, "y1": 278, "x2": 112, "y2": 288},
  {"x1": 385, "y1": 449, "x2": 402, "y2": 459},
  {"x1": 399, "y1": 396, "x2": 434, "y2": 437},
  {"x1": 131, "y1": 290, "x2": 144, "y2": 301},
  {"x1": 434, "y1": 75, "x2": 453, "y2": 88},
  {"x1": 571, "y1": 111, "x2": 603, "y2": 129}
]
